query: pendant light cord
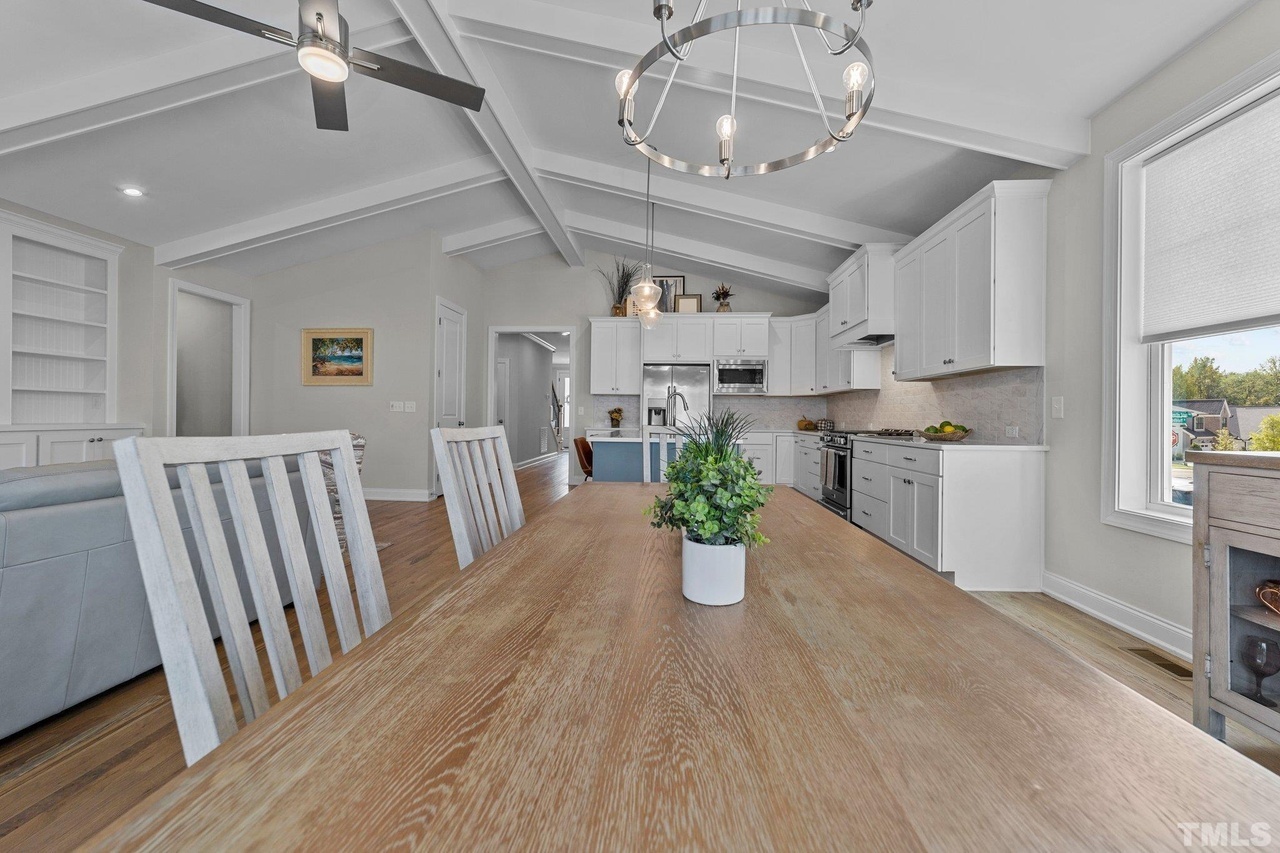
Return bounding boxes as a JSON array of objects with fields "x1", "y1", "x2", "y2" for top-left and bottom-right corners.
[{"x1": 646, "y1": 157, "x2": 654, "y2": 270}]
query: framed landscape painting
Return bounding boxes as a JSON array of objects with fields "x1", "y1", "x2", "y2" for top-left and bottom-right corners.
[{"x1": 302, "y1": 328, "x2": 374, "y2": 386}]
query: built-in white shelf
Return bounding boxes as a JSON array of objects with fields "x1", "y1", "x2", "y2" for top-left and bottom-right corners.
[
  {"x1": 2, "y1": 219, "x2": 122, "y2": 425},
  {"x1": 13, "y1": 310, "x2": 109, "y2": 329},
  {"x1": 11, "y1": 347, "x2": 107, "y2": 362},
  {"x1": 13, "y1": 271, "x2": 107, "y2": 295}
]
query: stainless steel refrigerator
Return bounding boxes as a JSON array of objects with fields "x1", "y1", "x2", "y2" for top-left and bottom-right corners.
[{"x1": 643, "y1": 364, "x2": 711, "y2": 430}]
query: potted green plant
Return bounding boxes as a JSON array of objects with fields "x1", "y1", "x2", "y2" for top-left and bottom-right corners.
[
  {"x1": 597, "y1": 258, "x2": 644, "y2": 317},
  {"x1": 646, "y1": 410, "x2": 772, "y2": 605}
]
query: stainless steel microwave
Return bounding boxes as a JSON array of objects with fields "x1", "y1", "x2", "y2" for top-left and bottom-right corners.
[{"x1": 714, "y1": 359, "x2": 767, "y2": 394}]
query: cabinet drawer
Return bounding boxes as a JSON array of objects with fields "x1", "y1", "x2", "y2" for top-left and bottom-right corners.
[
  {"x1": 851, "y1": 459, "x2": 889, "y2": 502},
  {"x1": 796, "y1": 434, "x2": 822, "y2": 450},
  {"x1": 852, "y1": 441, "x2": 887, "y2": 464},
  {"x1": 797, "y1": 447, "x2": 821, "y2": 467},
  {"x1": 887, "y1": 445, "x2": 940, "y2": 476},
  {"x1": 852, "y1": 492, "x2": 889, "y2": 540},
  {"x1": 1208, "y1": 472, "x2": 1280, "y2": 531}
]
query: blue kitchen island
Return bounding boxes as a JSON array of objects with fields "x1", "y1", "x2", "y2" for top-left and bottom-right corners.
[{"x1": 590, "y1": 436, "x2": 680, "y2": 483}]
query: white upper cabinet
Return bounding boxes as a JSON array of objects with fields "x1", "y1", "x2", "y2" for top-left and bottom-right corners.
[
  {"x1": 791, "y1": 317, "x2": 817, "y2": 395},
  {"x1": 892, "y1": 181, "x2": 1050, "y2": 381},
  {"x1": 590, "y1": 318, "x2": 641, "y2": 394},
  {"x1": 815, "y1": 308, "x2": 831, "y2": 394},
  {"x1": 767, "y1": 320, "x2": 793, "y2": 397},
  {"x1": 828, "y1": 244, "x2": 902, "y2": 348},
  {"x1": 644, "y1": 316, "x2": 713, "y2": 363},
  {"x1": 713, "y1": 315, "x2": 770, "y2": 358}
]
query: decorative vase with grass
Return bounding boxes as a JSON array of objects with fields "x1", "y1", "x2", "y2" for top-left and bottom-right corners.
[
  {"x1": 646, "y1": 410, "x2": 771, "y2": 605},
  {"x1": 598, "y1": 258, "x2": 644, "y2": 317},
  {"x1": 712, "y1": 284, "x2": 734, "y2": 313}
]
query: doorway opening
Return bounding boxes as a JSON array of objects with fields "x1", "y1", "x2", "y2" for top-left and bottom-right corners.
[
  {"x1": 433, "y1": 297, "x2": 468, "y2": 498},
  {"x1": 167, "y1": 279, "x2": 250, "y2": 437},
  {"x1": 487, "y1": 327, "x2": 574, "y2": 478}
]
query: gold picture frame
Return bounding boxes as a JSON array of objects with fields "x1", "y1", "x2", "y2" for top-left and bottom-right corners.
[
  {"x1": 302, "y1": 328, "x2": 374, "y2": 386},
  {"x1": 674, "y1": 294, "x2": 703, "y2": 313}
]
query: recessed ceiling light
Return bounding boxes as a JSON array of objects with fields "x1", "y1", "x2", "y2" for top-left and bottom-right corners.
[{"x1": 119, "y1": 186, "x2": 145, "y2": 198}]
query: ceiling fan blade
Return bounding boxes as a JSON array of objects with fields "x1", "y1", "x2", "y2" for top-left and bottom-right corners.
[
  {"x1": 312, "y1": 78, "x2": 349, "y2": 131},
  {"x1": 350, "y1": 48, "x2": 485, "y2": 112},
  {"x1": 140, "y1": 0, "x2": 294, "y2": 44}
]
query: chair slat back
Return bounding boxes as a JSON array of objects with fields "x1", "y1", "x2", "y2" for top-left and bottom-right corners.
[
  {"x1": 644, "y1": 427, "x2": 685, "y2": 484},
  {"x1": 115, "y1": 431, "x2": 391, "y2": 766},
  {"x1": 431, "y1": 426, "x2": 525, "y2": 570}
]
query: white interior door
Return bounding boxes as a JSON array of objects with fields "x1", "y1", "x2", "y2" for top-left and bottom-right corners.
[
  {"x1": 434, "y1": 299, "x2": 467, "y2": 495},
  {"x1": 495, "y1": 357, "x2": 511, "y2": 436},
  {"x1": 556, "y1": 369, "x2": 570, "y2": 450}
]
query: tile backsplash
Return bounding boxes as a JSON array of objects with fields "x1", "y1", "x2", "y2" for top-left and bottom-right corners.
[
  {"x1": 825, "y1": 345, "x2": 1044, "y2": 444},
  {"x1": 590, "y1": 394, "x2": 826, "y2": 431}
]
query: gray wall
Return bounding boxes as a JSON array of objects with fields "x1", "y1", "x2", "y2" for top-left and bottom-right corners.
[
  {"x1": 175, "y1": 290, "x2": 233, "y2": 437},
  {"x1": 495, "y1": 334, "x2": 555, "y2": 464}
]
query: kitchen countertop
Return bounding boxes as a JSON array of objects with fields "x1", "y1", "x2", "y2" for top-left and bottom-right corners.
[{"x1": 588, "y1": 429, "x2": 1046, "y2": 451}]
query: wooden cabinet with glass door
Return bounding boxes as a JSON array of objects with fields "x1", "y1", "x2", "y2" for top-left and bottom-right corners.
[{"x1": 1190, "y1": 450, "x2": 1280, "y2": 746}]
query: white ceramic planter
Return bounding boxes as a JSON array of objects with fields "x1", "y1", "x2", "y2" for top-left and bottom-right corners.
[{"x1": 682, "y1": 536, "x2": 746, "y2": 605}]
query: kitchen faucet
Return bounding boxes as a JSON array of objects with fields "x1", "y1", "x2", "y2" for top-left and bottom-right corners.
[{"x1": 666, "y1": 386, "x2": 689, "y2": 427}]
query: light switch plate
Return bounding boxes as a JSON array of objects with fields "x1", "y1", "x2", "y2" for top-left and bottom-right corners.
[
  {"x1": 390, "y1": 401, "x2": 404, "y2": 412},
  {"x1": 1051, "y1": 396, "x2": 1065, "y2": 419},
  {"x1": 404, "y1": 401, "x2": 417, "y2": 413},
  {"x1": 578, "y1": 407, "x2": 584, "y2": 416},
  {"x1": 1006, "y1": 426, "x2": 1019, "y2": 438}
]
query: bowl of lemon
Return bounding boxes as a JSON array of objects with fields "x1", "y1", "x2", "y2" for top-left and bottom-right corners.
[{"x1": 921, "y1": 421, "x2": 971, "y2": 442}]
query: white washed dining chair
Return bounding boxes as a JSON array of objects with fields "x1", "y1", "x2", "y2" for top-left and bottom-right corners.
[
  {"x1": 431, "y1": 426, "x2": 526, "y2": 570},
  {"x1": 643, "y1": 427, "x2": 685, "y2": 484},
  {"x1": 115, "y1": 431, "x2": 392, "y2": 766}
]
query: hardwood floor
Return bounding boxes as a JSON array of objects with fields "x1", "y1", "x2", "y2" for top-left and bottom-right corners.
[{"x1": 0, "y1": 452, "x2": 1275, "y2": 849}]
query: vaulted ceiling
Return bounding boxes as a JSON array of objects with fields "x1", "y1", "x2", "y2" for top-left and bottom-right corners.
[{"x1": 0, "y1": 0, "x2": 1257, "y2": 290}]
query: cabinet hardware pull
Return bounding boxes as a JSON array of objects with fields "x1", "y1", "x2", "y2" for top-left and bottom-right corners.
[
  {"x1": 862, "y1": 511, "x2": 871, "y2": 517},
  {"x1": 862, "y1": 450, "x2": 873, "y2": 454},
  {"x1": 903, "y1": 456, "x2": 916, "y2": 462},
  {"x1": 861, "y1": 476, "x2": 872, "y2": 481}
]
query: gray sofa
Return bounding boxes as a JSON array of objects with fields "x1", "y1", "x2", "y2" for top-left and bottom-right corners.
[{"x1": 0, "y1": 459, "x2": 321, "y2": 742}]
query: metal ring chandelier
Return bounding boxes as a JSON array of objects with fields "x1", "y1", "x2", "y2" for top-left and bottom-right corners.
[{"x1": 616, "y1": 1, "x2": 877, "y2": 180}]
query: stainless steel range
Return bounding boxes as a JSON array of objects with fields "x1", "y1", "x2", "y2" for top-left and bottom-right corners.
[{"x1": 821, "y1": 429, "x2": 919, "y2": 520}]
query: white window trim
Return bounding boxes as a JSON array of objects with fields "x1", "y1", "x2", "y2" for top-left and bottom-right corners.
[{"x1": 1102, "y1": 50, "x2": 1280, "y2": 545}]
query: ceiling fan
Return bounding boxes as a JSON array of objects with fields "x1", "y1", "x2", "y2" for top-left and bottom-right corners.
[{"x1": 141, "y1": 0, "x2": 485, "y2": 131}]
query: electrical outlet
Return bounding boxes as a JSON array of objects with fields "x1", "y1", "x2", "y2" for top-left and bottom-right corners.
[
  {"x1": 390, "y1": 401, "x2": 404, "y2": 413},
  {"x1": 1051, "y1": 396, "x2": 1065, "y2": 419},
  {"x1": 578, "y1": 407, "x2": 584, "y2": 416},
  {"x1": 1006, "y1": 426, "x2": 1020, "y2": 438},
  {"x1": 404, "y1": 401, "x2": 417, "y2": 413}
]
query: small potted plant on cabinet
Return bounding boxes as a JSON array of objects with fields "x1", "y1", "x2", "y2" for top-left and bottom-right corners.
[
  {"x1": 711, "y1": 284, "x2": 734, "y2": 313},
  {"x1": 598, "y1": 258, "x2": 644, "y2": 317},
  {"x1": 647, "y1": 410, "x2": 771, "y2": 605}
]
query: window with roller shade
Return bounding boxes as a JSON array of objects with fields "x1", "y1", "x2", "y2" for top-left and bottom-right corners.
[{"x1": 1104, "y1": 63, "x2": 1280, "y2": 542}]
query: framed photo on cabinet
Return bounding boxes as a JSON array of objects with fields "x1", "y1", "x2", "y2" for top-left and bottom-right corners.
[
  {"x1": 674, "y1": 294, "x2": 703, "y2": 314},
  {"x1": 655, "y1": 276, "x2": 684, "y2": 313}
]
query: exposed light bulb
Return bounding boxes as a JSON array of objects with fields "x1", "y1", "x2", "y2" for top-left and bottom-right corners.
[
  {"x1": 842, "y1": 62, "x2": 869, "y2": 93},
  {"x1": 615, "y1": 69, "x2": 637, "y2": 98},
  {"x1": 715, "y1": 114, "x2": 737, "y2": 142},
  {"x1": 638, "y1": 307, "x2": 662, "y2": 330},
  {"x1": 631, "y1": 268, "x2": 662, "y2": 311},
  {"x1": 298, "y1": 43, "x2": 349, "y2": 83}
]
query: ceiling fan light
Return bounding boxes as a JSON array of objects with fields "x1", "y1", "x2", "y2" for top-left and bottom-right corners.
[{"x1": 298, "y1": 41, "x2": 349, "y2": 83}]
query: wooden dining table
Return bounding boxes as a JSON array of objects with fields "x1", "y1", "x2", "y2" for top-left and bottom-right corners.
[{"x1": 90, "y1": 485, "x2": 1280, "y2": 850}]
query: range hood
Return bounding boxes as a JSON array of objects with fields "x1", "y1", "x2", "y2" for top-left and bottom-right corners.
[{"x1": 831, "y1": 244, "x2": 902, "y2": 351}]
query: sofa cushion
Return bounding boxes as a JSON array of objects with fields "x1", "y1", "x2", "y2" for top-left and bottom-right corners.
[
  {"x1": 0, "y1": 461, "x2": 124, "y2": 511},
  {"x1": 0, "y1": 457, "x2": 296, "y2": 512}
]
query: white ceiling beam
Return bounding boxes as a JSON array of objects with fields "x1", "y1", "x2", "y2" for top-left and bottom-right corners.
[
  {"x1": 0, "y1": 20, "x2": 411, "y2": 157},
  {"x1": 452, "y1": 0, "x2": 1086, "y2": 170},
  {"x1": 564, "y1": 212, "x2": 829, "y2": 293},
  {"x1": 155, "y1": 155, "x2": 505, "y2": 268},
  {"x1": 387, "y1": 0, "x2": 584, "y2": 267},
  {"x1": 535, "y1": 149, "x2": 911, "y2": 250},
  {"x1": 442, "y1": 216, "x2": 543, "y2": 256}
]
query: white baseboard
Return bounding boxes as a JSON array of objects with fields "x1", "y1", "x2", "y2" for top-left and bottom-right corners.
[
  {"x1": 1042, "y1": 571, "x2": 1192, "y2": 661},
  {"x1": 363, "y1": 488, "x2": 434, "y2": 502},
  {"x1": 514, "y1": 452, "x2": 562, "y2": 470}
]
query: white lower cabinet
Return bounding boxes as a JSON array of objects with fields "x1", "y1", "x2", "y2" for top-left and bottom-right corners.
[
  {"x1": 794, "y1": 434, "x2": 822, "y2": 502},
  {"x1": 850, "y1": 440, "x2": 1044, "y2": 590},
  {"x1": 37, "y1": 428, "x2": 143, "y2": 465},
  {"x1": 774, "y1": 434, "x2": 796, "y2": 486},
  {"x1": 0, "y1": 432, "x2": 38, "y2": 469}
]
